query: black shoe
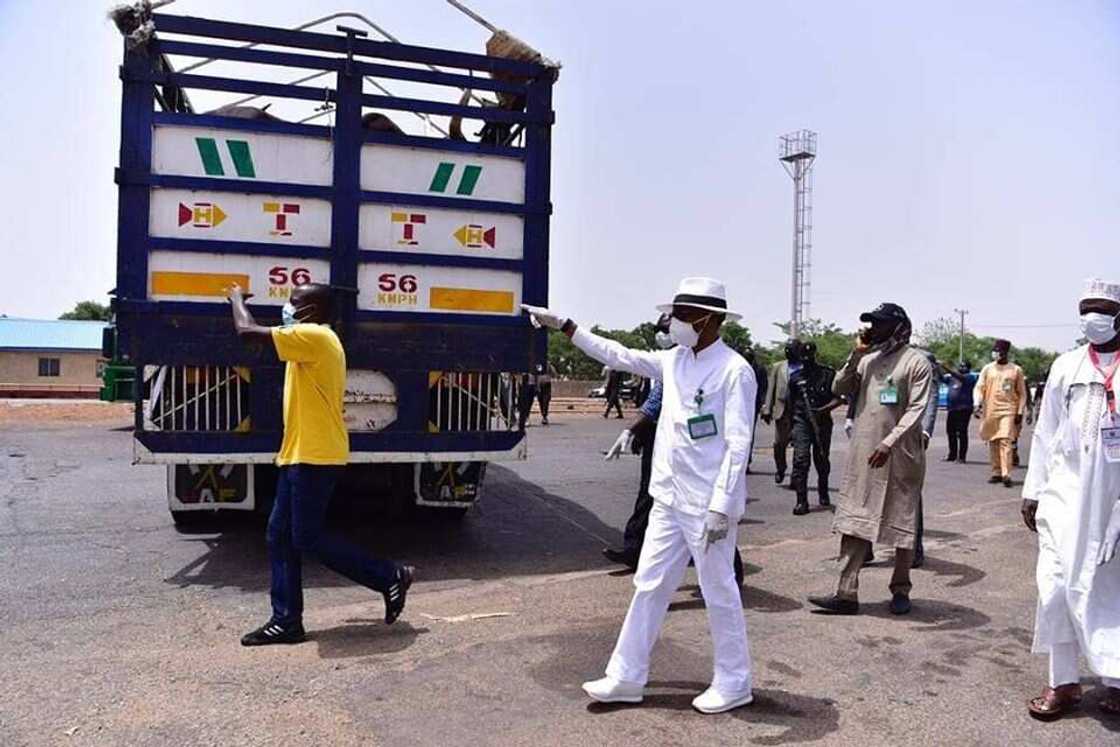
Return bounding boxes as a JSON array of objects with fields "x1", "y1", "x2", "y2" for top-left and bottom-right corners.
[
  {"x1": 862, "y1": 550, "x2": 875, "y2": 566},
  {"x1": 541, "y1": 417, "x2": 549, "y2": 426},
  {"x1": 942, "y1": 455, "x2": 957, "y2": 462},
  {"x1": 988, "y1": 475, "x2": 1002, "y2": 484},
  {"x1": 957, "y1": 457, "x2": 967, "y2": 464},
  {"x1": 911, "y1": 552, "x2": 925, "y2": 569},
  {"x1": 793, "y1": 501, "x2": 809, "y2": 516},
  {"x1": 818, "y1": 491, "x2": 831, "y2": 507},
  {"x1": 602, "y1": 547, "x2": 639, "y2": 569},
  {"x1": 889, "y1": 593, "x2": 912, "y2": 615},
  {"x1": 384, "y1": 564, "x2": 415, "y2": 625},
  {"x1": 775, "y1": 471, "x2": 785, "y2": 484},
  {"x1": 1003, "y1": 477, "x2": 1014, "y2": 488},
  {"x1": 240, "y1": 621, "x2": 306, "y2": 647},
  {"x1": 808, "y1": 594, "x2": 859, "y2": 615}
]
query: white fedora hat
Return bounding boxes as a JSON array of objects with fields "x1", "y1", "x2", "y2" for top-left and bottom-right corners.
[{"x1": 655, "y1": 277, "x2": 743, "y2": 321}]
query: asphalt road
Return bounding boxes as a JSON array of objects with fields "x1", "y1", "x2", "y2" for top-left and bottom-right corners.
[{"x1": 2, "y1": 409, "x2": 1118, "y2": 745}]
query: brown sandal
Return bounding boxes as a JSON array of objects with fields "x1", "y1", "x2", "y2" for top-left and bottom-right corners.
[
  {"x1": 1028, "y1": 684, "x2": 1083, "y2": 720},
  {"x1": 1100, "y1": 686, "x2": 1120, "y2": 716}
]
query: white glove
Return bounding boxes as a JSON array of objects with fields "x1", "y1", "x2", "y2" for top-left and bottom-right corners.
[
  {"x1": 844, "y1": 418, "x2": 854, "y2": 439},
  {"x1": 520, "y1": 304, "x2": 567, "y2": 330},
  {"x1": 604, "y1": 429, "x2": 633, "y2": 460},
  {"x1": 703, "y1": 510, "x2": 730, "y2": 551},
  {"x1": 1097, "y1": 502, "x2": 1120, "y2": 566}
]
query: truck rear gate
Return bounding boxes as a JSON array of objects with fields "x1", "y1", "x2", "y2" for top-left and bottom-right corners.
[{"x1": 111, "y1": 12, "x2": 556, "y2": 517}]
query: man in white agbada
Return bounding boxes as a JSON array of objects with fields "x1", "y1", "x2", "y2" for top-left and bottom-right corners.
[
  {"x1": 522, "y1": 277, "x2": 756, "y2": 715},
  {"x1": 1022, "y1": 278, "x2": 1120, "y2": 720}
]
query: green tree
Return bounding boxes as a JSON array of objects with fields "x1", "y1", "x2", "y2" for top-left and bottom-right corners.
[
  {"x1": 59, "y1": 300, "x2": 111, "y2": 321},
  {"x1": 720, "y1": 320, "x2": 754, "y2": 356}
]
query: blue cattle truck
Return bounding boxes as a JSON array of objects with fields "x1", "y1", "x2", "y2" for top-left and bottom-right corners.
[{"x1": 106, "y1": 5, "x2": 557, "y2": 526}]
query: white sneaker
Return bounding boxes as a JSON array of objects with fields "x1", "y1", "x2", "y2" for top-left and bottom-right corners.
[
  {"x1": 581, "y1": 676, "x2": 644, "y2": 704},
  {"x1": 691, "y1": 686, "x2": 753, "y2": 714}
]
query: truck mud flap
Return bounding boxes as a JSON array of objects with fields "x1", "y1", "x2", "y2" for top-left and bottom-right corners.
[
  {"x1": 414, "y1": 462, "x2": 486, "y2": 509},
  {"x1": 168, "y1": 463, "x2": 255, "y2": 512}
]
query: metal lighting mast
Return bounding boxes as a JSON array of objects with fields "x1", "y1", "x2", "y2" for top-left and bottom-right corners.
[{"x1": 779, "y1": 130, "x2": 817, "y2": 338}]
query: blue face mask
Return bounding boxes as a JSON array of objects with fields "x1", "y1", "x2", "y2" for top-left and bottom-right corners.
[{"x1": 281, "y1": 302, "x2": 298, "y2": 327}]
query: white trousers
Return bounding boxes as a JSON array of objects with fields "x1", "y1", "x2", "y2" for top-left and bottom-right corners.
[
  {"x1": 1049, "y1": 641, "x2": 1120, "y2": 688},
  {"x1": 605, "y1": 500, "x2": 753, "y2": 696}
]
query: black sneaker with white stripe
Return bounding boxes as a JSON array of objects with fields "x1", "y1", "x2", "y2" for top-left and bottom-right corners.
[
  {"x1": 240, "y1": 620, "x2": 306, "y2": 647},
  {"x1": 384, "y1": 564, "x2": 415, "y2": 625}
]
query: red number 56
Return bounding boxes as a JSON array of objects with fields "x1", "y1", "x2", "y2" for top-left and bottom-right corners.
[
  {"x1": 269, "y1": 266, "x2": 312, "y2": 286},
  {"x1": 378, "y1": 273, "x2": 418, "y2": 293}
]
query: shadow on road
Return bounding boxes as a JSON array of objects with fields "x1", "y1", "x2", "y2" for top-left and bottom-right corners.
[
  {"x1": 311, "y1": 620, "x2": 429, "y2": 660},
  {"x1": 861, "y1": 598, "x2": 991, "y2": 633},
  {"x1": 587, "y1": 682, "x2": 840, "y2": 744},
  {"x1": 163, "y1": 464, "x2": 621, "y2": 593}
]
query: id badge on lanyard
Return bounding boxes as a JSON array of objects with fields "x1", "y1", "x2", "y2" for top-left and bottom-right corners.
[
  {"x1": 688, "y1": 388, "x2": 718, "y2": 440},
  {"x1": 879, "y1": 377, "x2": 899, "y2": 405}
]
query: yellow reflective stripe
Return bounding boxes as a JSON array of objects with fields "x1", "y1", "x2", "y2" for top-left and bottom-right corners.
[
  {"x1": 151, "y1": 271, "x2": 250, "y2": 297},
  {"x1": 429, "y1": 287, "x2": 514, "y2": 313}
]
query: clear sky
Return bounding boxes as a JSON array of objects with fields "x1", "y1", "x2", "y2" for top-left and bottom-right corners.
[{"x1": 2, "y1": 0, "x2": 1117, "y2": 351}]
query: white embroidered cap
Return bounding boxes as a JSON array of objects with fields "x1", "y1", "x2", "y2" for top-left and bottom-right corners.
[{"x1": 1080, "y1": 278, "x2": 1120, "y2": 305}]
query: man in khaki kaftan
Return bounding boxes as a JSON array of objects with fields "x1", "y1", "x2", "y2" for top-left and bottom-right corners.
[
  {"x1": 974, "y1": 338, "x2": 1028, "y2": 486},
  {"x1": 808, "y1": 303, "x2": 932, "y2": 615}
]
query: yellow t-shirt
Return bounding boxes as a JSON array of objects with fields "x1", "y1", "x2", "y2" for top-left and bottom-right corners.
[{"x1": 271, "y1": 324, "x2": 350, "y2": 466}]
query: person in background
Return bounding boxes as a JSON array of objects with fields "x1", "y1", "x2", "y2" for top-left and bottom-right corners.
[
  {"x1": 227, "y1": 283, "x2": 413, "y2": 646},
  {"x1": 536, "y1": 363, "x2": 555, "y2": 426},
  {"x1": 940, "y1": 360, "x2": 978, "y2": 463},
  {"x1": 1021, "y1": 278, "x2": 1120, "y2": 720},
  {"x1": 523, "y1": 276, "x2": 757, "y2": 714},
  {"x1": 603, "y1": 367, "x2": 625, "y2": 419},
  {"x1": 761, "y1": 342, "x2": 796, "y2": 484},
  {"x1": 745, "y1": 348, "x2": 769, "y2": 474},
  {"x1": 518, "y1": 373, "x2": 537, "y2": 430},
  {"x1": 974, "y1": 339, "x2": 1028, "y2": 487},
  {"x1": 913, "y1": 347, "x2": 940, "y2": 569},
  {"x1": 809, "y1": 303, "x2": 931, "y2": 616},
  {"x1": 786, "y1": 340, "x2": 837, "y2": 515}
]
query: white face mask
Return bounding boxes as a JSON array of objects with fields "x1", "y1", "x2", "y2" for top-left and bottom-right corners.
[
  {"x1": 991, "y1": 351, "x2": 1001, "y2": 362},
  {"x1": 669, "y1": 315, "x2": 709, "y2": 348},
  {"x1": 654, "y1": 330, "x2": 675, "y2": 350},
  {"x1": 281, "y1": 302, "x2": 298, "y2": 327},
  {"x1": 1080, "y1": 311, "x2": 1119, "y2": 345}
]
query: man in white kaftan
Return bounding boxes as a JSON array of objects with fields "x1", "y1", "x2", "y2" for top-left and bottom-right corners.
[
  {"x1": 521, "y1": 276, "x2": 756, "y2": 715},
  {"x1": 1022, "y1": 278, "x2": 1120, "y2": 719}
]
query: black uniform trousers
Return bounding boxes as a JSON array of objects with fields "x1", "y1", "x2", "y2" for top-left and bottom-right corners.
[
  {"x1": 945, "y1": 409, "x2": 972, "y2": 461},
  {"x1": 790, "y1": 410, "x2": 832, "y2": 498}
]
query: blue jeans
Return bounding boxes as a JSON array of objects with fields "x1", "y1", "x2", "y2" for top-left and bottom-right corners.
[{"x1": 267, "y1": 465, "x2": 399, "y2": 626}]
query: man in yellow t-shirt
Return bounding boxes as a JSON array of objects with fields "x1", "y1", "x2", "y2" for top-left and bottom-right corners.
[{"x1": 228, "y1": 283, "x2": 414, "y2": 646}]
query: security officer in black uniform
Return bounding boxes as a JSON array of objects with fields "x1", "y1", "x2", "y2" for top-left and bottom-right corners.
[{"x1": 788, "y1": 340, "x2": 839, "y2": 515}]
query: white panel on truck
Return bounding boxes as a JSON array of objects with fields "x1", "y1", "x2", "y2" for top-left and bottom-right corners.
[
  {"x1": 358, "y1": 204, "x2": 524, "y2": 260},
  {"x1": 360, "y1": 144, "x2": 524, "y2": 204},
  {"x1": 357, "y1": 263, "x2": 522, "y2": 316},
  {"x1": 152, "y1": 125, "x2": 334, "y2": 185},
  {"x1": 149, "y1": 188, "x2": 332, "y2": 247},
  {"x1": 147, "y1": 251, "x2": 331, "y2": 305}
]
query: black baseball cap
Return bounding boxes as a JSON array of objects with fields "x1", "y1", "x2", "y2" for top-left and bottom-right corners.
[{"x1": 860, "y1": 302, "x2": 909, "y2": 324}]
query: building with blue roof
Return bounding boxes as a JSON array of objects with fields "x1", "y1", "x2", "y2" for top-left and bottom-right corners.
[{"x1": 0, "y1": 317, "x2": 107, "y2": 398}]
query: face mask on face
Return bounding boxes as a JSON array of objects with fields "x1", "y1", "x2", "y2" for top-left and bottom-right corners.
[
  {"x1": 1080, "y1": 312, "x2": 1119, "y2": 345},
  {"x1": 654, "y1": 331, "x2": 675, "y2": 350},
  {"x1": 991, "y1": 351, "x2": 1001, "y2": 362},
  {"x1": 669, "y1": 315, "x2": 709, "y2": 348},
  {"x1": 281, "y1": 302, "x2": 298, "y2": 327}
]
